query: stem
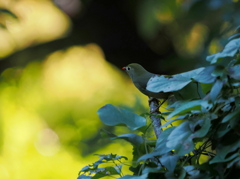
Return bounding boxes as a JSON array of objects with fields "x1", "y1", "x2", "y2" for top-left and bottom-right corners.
[{"x1": 149, "y1": 97, "x2": 162, "y2": 138}]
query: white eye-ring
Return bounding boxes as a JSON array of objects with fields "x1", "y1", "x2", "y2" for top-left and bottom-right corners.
[{"x1": 126, "y1": 67, "x2": 131, "y2": 71}]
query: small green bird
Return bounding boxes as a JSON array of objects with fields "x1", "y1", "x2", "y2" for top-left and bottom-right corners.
[{"x1": 122, "y1": 63, "x2": 170, "y2": 99}]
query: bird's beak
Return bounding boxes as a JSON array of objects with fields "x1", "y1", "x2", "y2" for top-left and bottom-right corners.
[{"x1": 122, "y1": 67, "x2": 126, "y2": 70}]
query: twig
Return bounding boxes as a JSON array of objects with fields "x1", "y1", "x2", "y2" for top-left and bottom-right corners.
[{"x1": 149, "y1": 97, "x2": 162, "y2": 138}]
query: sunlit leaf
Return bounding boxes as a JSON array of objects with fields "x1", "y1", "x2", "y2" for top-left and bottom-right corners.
[{"x1": 97, "y1": 104, "x2": 146, "y2": 130}]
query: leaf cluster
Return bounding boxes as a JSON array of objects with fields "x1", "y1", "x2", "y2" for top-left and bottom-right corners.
[
  {"x1": 78, "y1": 30, "x2": 240, "y2": 178},
  {"x1": 78, "y1": 154, "x2": 128, "y2": 179}
]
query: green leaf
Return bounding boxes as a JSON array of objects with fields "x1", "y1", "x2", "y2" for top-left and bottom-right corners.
[
  {"x1": 227, "y1": 156, "x2": 240, "y2": 168},
  {"x1": 147, "y1": 68, "x2": 204, "y2": 93},
  {"x1": 183, "y1": 166, "x2": 200, "y2": 176},
  {"x1": 97, "y1": 104, "x2": 146, "y2": 130},
  {"x1": 119, "y1": 173, "x2": 149, "y2": 179},
  {"x1": 142, "y1": 166, "x2": 162, "y2": 174},
  {"x1": 155, "y1": 127, "x2": 175, "y2": 154},
  {"x1": 209, "y1": 80, "x2": 223, "y2": 101},
  {"x1": 78, "y1": 174, "x2": 92, "y2": 179},
  {"x1": 191, "y1": 117, "x2": 211, "y2": 138},
  {"x1": 147, "y1": 75, "x2": 191, "y2": 93},
  {"x1": 166, "y1": 117, "x2": 210, "y2": 156},
  {"x1": 228, "y1": 64, "x2": 240, "y2": 80},
  {"x1": 211, "y1": 66, "x2": 225, "y2": 77},
  {"x1": 167, "y1": 100, "x2": 202, "y2": 119},
  {"x1": 193, "y1": 66, "x2": 216, "y2": 83},
  {"x1": 228, "y1": 33, "x2": 240, "y2": 41},
  {"x1": 111, "y1": 133, "x2": 143, "y2": 146},
  {"x1": 216, "y1": 124, "x2": 231, "y2": 138},
  {"x1": 166, "y1": 121, "x2": 194, "y2": 156},
  {"x1": 137, "y1": 128, "x2": 174, "y2": 162},
  {"x1": 210, "y1": 140, "x2": 240, "y2": 164},
  {"x1": 210, "y1": 152, "x2": 239, "y2": 164},
  {"x1": 160, "y1": 153, "x2": 179, "y2": 172},
  {"x1": 160, "y1": 117, "x2": 184, "y2": 129},
  {"x1": 206, "y1": 38, "x2": 240, "y2": 64},
  {"x1": 222, "y1": 110, "x2": 240, "y2": 123}
]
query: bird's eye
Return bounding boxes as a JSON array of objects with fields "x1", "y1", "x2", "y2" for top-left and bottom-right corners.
[{"x1": 126, "y1": 67, "x2": 131, "y2": 71}]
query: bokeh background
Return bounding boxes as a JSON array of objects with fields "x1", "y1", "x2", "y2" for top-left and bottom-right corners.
[{"x1": 0, "y1": 0, "x2": 239, "y2": 178}]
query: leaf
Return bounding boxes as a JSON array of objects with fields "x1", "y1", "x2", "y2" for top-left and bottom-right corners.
[
  {"x1": 179, "y1": 67, "x2": 205, "y2": 78},
  {"x1": 191, "y1": 118, "x2": 211, "y2": 138},
  {"x1": 216, "y1": 124, "x2": 231, "y2": 138},
  {"x1": 166, "y1": 117, "x2": 211, "y2": 156},
  {"x1": 206, "y1": 38, "x2": 240, "y2": 64},
  {"x1": 210, "y1": 152, "x2": 239, "y2": 164},
  {"x1": 210, "y1": 140, "x2": 240, "y2": 164},
  {"x1": 222, "y1": 110, "x2": 240, "y2": 123},
  {"x1": 97, "y1": 104, "x2": 146, "y2": 130},
  {"x1": 228, "y1": 64, "x2": 240, "y2": 80},
  {"x1": 160, "y1": 117, "x2": 184, "y2": 129},
  {"x1": 167, "y1": 100, "x2": 202, "y2": 119},
  {"x1": 227, "y1": 156, "x2": 240, "y2": 168},
  {"x1": 183, "y1": 166, "x2": 200, "y2": 176},
  {"x1": 78, "y1": 174, "x2": 92, "y2": 179},
  {"x1": 193, "y1": 66, "x2": 216, "y2": 83},
  {"x1": 137, "y1": 151, "x2": 162, "y2": 162},
  {"x1": 146, "y1": 68, "x2": 204, "y2": 93},
  {"x1": 138, "y1": 128, "x2": 175, "y2": 162},
  {"x1": 155, "y1": 127, "x2": 175, "y2": 154},
  {"x1": 142, "y1": 166, "x2": 162, "y2": 174},
  {"x1": 160, "y1": 153, "x2": 179, "y2": 172},
  {"x1": 166, "y1": 121, "x2": 194, "y2": 156},
  {"x1": 228, "y1": 33, "x2": 240, "y2": 41},
  {"x1": 147, "y1": 75, "x2": 191, "y2": 93},
  {"x1": 119, "y1": 173, "x2": 149, "y2": 179},
  {"x1": 111, "y1": 133, "x2": 143, "y2": 146},
  {"x1": 209, "y1": 80, "x2": 223, "y2": 101}
]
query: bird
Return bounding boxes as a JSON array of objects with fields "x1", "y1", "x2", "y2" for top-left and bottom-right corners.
[{"x1": 122, "y1": 63, "x2": 171, "y2": 99}]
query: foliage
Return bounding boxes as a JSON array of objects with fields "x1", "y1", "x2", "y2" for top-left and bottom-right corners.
[
  {"x1": 78, "y1": 30, "x2": 240, "y2": 178},
  {"x1": 78, "y1": 154, "x2": 128, "y2": 179}
]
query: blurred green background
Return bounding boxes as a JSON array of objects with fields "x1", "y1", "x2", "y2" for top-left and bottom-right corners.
[{"x1": 0, "y1": 0, "x2": 239, "y2": 178}]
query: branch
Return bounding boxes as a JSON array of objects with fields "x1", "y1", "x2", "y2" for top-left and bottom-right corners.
[{"x1": 149, "y1": 97, "x2": 162, "y2": 138}]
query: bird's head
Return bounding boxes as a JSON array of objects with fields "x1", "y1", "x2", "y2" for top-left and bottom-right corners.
[{"x1": 122, "y1": 63, "x2": 148, "y2": 78}]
